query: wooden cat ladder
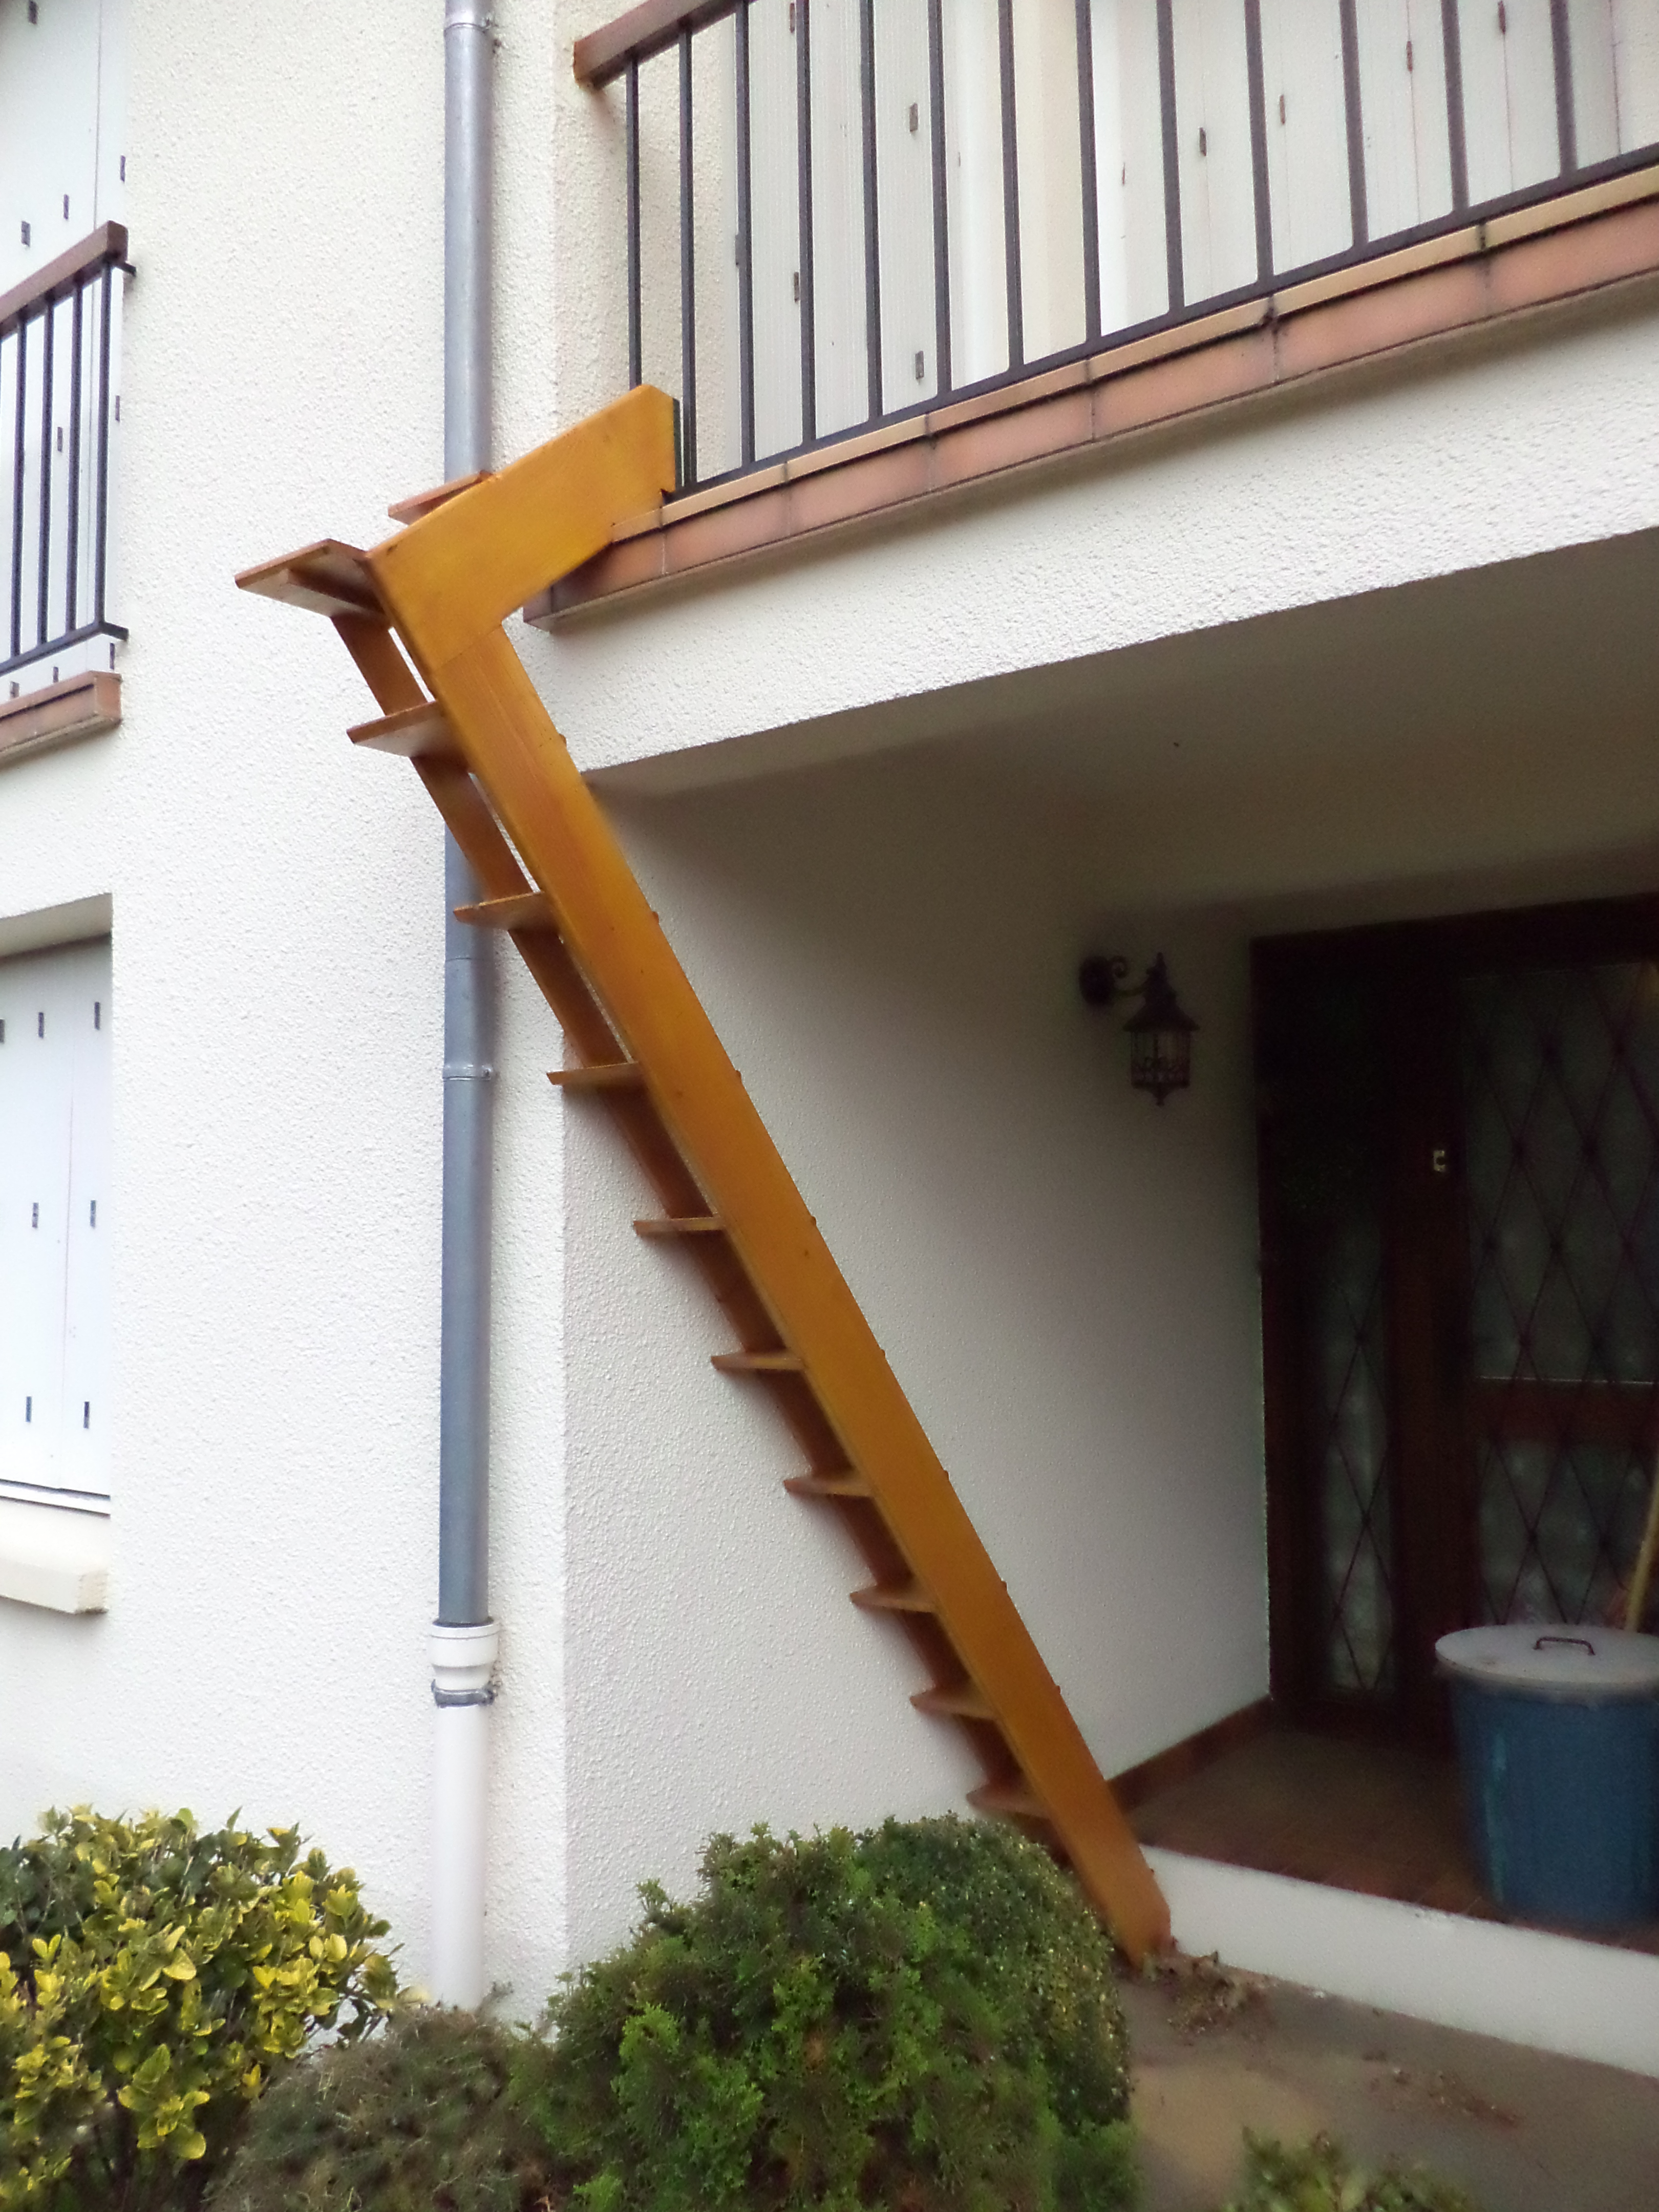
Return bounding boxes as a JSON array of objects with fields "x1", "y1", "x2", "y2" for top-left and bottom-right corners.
[{"x1": 237, "y1": 387, "x2": 1171, "y2": 1964}]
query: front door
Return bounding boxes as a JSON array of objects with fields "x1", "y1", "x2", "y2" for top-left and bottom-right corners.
[{"x1": 1255, "y1": 897, "x2": 1659, "y2": 1737}]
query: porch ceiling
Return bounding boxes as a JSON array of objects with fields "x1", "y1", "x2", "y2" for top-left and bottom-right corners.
[{"x1": 597, "y1": 527, "x2": 1659, "y2": 920}]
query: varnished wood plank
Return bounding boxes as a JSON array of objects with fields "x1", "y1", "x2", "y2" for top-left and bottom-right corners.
[
  {"x1": 332, "y1": 616, "x2": 426, "y2": 716},
  {"x1": 413, "y1": 759, "x2": 529, "y2": 903},
  {"x1": 634, "y1": 1215, "x2": 725, "y2": 1237},
  {"x1": 573, "y1": 0, "x2": 739, "y2": 87},
  {"x1": 295, "y1": 399, "x2": 1176, "y2": 1965},
  {"x1": 850, "y1": 1580, "x2": 935, "y2": 1614},
  {"x1": 912, "y1": 1683, "x2": 996, "y2": 1720},
  {"x1": 388, "y1": 470, "x2": 492, "y2": 524},
  {"x1": 236, "y1": 539, "x2": 382, "y2": 620},
  {"x1": 379, "y1": 621, "x2": 1171, "y2": 1962},
  {"x1": 969, "y1": 1778, "x2": 1048, "y2": 1821},
  {"x1": 456, "y1": 891, "x2": 560, "y2": 932},
  {"x1": 349, "y1": 701, "x2": 460, "y2": 762},
  {"x1": 0, "y1": 221, "x2": 128, "y2": 337},
  {"x1": 547, "y1": 1064, "x2": 644, "y2": 1091},
  {"x1": 711, "y1": 1349, "x2": 803, "y2": 1373},
  {"x1": 369, "y1": 387, "x2": 677, "y2": 668},
  {"x1": 783, "y1": 1470, "x2": 870, "y2": 1499}
]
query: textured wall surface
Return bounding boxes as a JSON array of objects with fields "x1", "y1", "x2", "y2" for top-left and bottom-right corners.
[
  {"x1": 4, "y1": 0, "x2": 1658, "y2": 2049},
  {"x1": 560, "y1": 747, "x2": 1268, "y2": 1957},
  {"x1": 0, "y1": 0, "x2": 575, "y2": 2010}
]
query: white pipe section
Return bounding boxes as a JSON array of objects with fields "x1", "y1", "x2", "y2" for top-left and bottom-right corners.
[{"x1": 429, "y1": 1621, "x2": 501, "y2": 2007}]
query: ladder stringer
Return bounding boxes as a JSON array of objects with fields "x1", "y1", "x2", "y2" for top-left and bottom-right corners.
[{"x1": 237, "y1": 387, "x2": 1170, "y2": 1964}]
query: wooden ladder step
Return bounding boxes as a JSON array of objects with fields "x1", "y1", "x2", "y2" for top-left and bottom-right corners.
[
  {"x1": 783, "y1": 1469, "x2": 869, "y2": 1500},
  {"x1": 456, "y1": 890, "x2": 559, "y2": 932},
  {"x1": 711, "y1": 1349, "x2": 805, "y2": 1374},
  {"x1": 850, "y1": 1579, "x2": 934, "y2": 1614},
  {"x1": 348, "y1": 700, "x2": 461, "y2": 762},
  {"x1": 546, "y1": 1064, "x2": 645, "y2": 1091},
  {"x1": 634, "y1": 1215, "x2": 725, "y2": 1238},
  {"x1": 969, "y1": 1778, "x2": 1048, "y2": 1821},
  {"x1": 235, "y1": 538, "x2": 384, "y2": 620},
  {"x1": 912, "y1": 1683, "x2": 996, "y2": 1721},
  {"x1": 388, "y1": 469, "x2": 492, "y2": 524}
]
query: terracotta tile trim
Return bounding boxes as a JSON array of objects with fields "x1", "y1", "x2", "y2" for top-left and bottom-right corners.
[
  {"x1": 529, "y1": 162, "x2": 1659, "y2": 626},
  {"x1": 0, "y1": 671, "x2": 121, "y2": 769}
]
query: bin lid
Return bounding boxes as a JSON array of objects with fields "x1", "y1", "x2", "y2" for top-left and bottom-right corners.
[{"x1": 1436, "y1": 1625, "x2": 1659, "y2": 1701}]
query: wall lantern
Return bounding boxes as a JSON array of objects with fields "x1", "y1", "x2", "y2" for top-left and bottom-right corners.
[{"x1": 1078, "y1": 952, "x2": 1198, "y2": 1105}]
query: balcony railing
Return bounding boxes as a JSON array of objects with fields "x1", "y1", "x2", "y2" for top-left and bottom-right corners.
[
  {"x1": 1, "y1": 223, "x2": 129, "y2": 689},
  {"x1": 578, "y1": 0, "x2": 1659, "y2": 493}
]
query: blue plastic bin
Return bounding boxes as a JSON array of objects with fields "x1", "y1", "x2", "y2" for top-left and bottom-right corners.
[{"x1": 1437, "y1": 1626, "x2": 1659, "y2": 1927}]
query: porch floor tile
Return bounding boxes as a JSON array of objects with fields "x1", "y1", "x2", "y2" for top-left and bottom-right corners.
[{"x1": 1128, "y1": 1723, "x2": 1659, "y2": 1957}]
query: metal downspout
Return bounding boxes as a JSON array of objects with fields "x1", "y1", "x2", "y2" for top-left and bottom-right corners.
[{"x1": 429, "y1": 0, "x2": 497, "y2": 2011}]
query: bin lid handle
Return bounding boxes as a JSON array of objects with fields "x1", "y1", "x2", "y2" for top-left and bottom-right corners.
[{"x1": 1534, "y1": 1634, "x2": 1596, "y2": 1655}]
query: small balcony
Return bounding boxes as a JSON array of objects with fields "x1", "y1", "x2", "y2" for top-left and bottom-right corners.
[
  {"x1": 1, "y1": 223, "x2": 129, "y2": 704},
  {"x1": 576, "y1": 0, "x2": 1659, "y2": 496}
]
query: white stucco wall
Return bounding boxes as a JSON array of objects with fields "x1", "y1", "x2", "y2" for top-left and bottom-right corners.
[
  {"x1": 4, "y1": 0, "x2": 1658, "y2": 2040},
  {"x1": 559, "y1": 744, "x2": 1268, "y2": 1954},
  {"x1": 0, "y1": 0, "x2": 573, "y2": 2012}
]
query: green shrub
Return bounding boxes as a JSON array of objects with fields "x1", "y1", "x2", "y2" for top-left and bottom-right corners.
[
  {"x1": 206, "y1": 2007, "x2": 552, "y2": 2212},
  {"x1": 514, "y1": 1815, "x2": 1137, "y2": 2212},
  {"x1": 0, "y1": 1806, "x2": 398, "y2": 2211},
  {"x1": 1217, "y1": 2132, "x2": 1483, "y2": 2212}
]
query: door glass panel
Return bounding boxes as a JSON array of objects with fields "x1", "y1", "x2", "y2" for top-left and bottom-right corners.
[
  {"x1": 1264, "y1": 967, "x2": 1397, "y2": 1702},
  {"x1": 1461, "y1": 960, "x2": 1659, "y2": 1623},
  {"x1": 1311, "y1": 1210, "x2": 1396, "y2": 1693}
]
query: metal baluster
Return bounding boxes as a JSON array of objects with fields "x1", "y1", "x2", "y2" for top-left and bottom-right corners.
[
  {"x1": 1243, "y1": 0, "x2": 1273, "y2": 284},
  {"x1": 1074, "y1": 0, "x2": 1101, "y2": 346},
  {"x1": 1549, "y1": 0, "x2": 1577, "y2": 176},
  {"x1": 736, "y1": 3, "x2": 756, "y2": 464},
  {"x1": 679, "y1": 27, "x2": 697, "y2": 486},
  {"x1": 36, "y1": 296, "x2": 53, "y2": 649},
  {"x1": 796, "y1": 0, "x2": 816, "y2": 444},
  {"x1": 927, "y1": 0, "x2": 952, "y2": 398},
  {"x1": 1439, "y1": 0, "x2": 1469, "y2": 209},
  {"x1": 65, "y1": 280, "x2": 83, "y2": 632},
  {"x1": 1338, "y1": 0, "x2": 1368, "y2": 249},
  {"x1": 626, "y1": 56, "x2": 643, "y2": 388},
  {"x1": 997, "y1": 0, "x2": 1023, "y2": 370},
  {"x1": 8, "y1": 322, "x2": 24, "y2": 663},
  {"x1": 859, "y1": 0, "x2": 882, "y2": 423},
  {"x1": 1155, "y1": 0, "x2": 1184, "y2": 312},
  {"x1": 93, "y1": 266, "x2": 112, "y2": 629}
]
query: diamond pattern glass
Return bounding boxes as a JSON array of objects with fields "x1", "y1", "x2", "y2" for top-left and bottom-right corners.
[
  {"x1": 1310, "y1": 1210, "x2": 1395, "y2": 1695},
  {"x1": 1461, "y1": 962, "x2": 1659, "y2": 1625}
]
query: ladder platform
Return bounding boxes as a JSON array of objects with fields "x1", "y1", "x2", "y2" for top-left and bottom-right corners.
[
  {"x1": 546, "y1": 1064, "x2": 645, "y2": 1091},
  {"x1": 968, "y1": 1778, "x2": 1047, "y2": 1821},
  {"x1": 456, "y1": 890, "x2": 559, "y2": 933},
  {"x1": 711, "y1": 1349, "x2": 804, "y2": 1374},
  {"x1": 783, "y1": 1469, "x2": 869, "y2": 1500},
  {"x1": 235, "y1": 539, "x2": 383, "y2": 621},
  {"x1": 912, "y1": 1683, "x2": 996, "y2": 1721},
  {"x1": 349, "y1": 700, "x2": 461, "y2": 762},
  {"x1": 850, "y1": 1579, "x2": 934, "y2": 1614},
  {"x1": 634, "y1": 1215, "x2": 725, "y2": 1238}
]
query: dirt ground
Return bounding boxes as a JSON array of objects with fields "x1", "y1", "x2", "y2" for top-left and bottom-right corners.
[{"x1": 1120, "y1": 1958, "x2": 1659, "y2": 2210}]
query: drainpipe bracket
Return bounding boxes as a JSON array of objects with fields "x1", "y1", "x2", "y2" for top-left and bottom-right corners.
[{"x1": 431, "y1": 1618, "x2": 500, "y2": 1706}]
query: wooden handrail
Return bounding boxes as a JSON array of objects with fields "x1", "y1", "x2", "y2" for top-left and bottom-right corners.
[
  {"x1": 573, "y1": 0, "x2": 738, "y2": 87},
  {"x1": 0, "y1": 222, "x2": 129, "y2": 341}
]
